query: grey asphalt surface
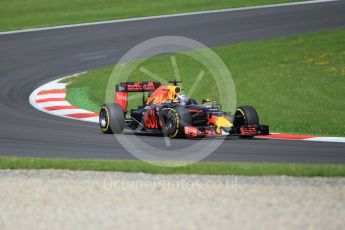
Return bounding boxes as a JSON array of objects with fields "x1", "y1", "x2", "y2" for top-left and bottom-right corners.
[{"x1": 0, "y1": 0, "x2": 344, "y2": 163}]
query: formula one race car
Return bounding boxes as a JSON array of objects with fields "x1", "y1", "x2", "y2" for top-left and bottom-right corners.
[{"x1": 99, "y1": 81, "x2": 269, "y2": 138}]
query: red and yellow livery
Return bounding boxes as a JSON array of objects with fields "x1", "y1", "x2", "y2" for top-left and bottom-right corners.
[{"x1": 99, "y1": 81, "x2": 269, "y2": 138}]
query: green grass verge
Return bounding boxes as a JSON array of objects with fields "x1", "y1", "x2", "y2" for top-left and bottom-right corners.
[
  {"x1": 65, "y1": 28, "x2": 345, "y2": 137},
  {"x1": 0, "y1": 0, "x2": 304, "y2": 32},
  {"x1": 1, "y1": 156, "x2": 345, "y2": 177}
]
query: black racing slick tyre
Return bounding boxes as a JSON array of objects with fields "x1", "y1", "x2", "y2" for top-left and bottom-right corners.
[
  {"x1": 164, "y1": 107, "x2": 192, "y2": 138},
  {"x1": 233, "y1": 105, "x2": 259, "y2": 138},
  {"x1": 99, "y1": 104, "x2": 125, "y2": 134}
]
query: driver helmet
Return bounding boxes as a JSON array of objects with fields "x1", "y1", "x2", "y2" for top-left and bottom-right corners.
[{"x1": 177, "y1": 94, "x2": 188, "y2": 106}]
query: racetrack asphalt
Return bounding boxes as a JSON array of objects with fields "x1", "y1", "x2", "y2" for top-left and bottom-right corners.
[{"x1": 0, "y1": 0, "x2": 344, "y2": 163}]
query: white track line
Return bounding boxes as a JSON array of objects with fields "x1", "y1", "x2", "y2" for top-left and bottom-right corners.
[
  {"x1": 35, "y1": 93, "x2": 66, "y2": 100},
  {"x1": 50, "y1": 109, "x2": 95, "y2": 116},
  {"x1": 36, "y1": 101, "x2": 72, "y2": 108},
  {"x1": 81, "y1": 117, "x2": 99, "y2": 123},
  {"x1": 307, "y1": 137, "x2": 345, "y2": 143},
  {"x1": 0, "y1": 0, "x2": 338, "y2": 35}
]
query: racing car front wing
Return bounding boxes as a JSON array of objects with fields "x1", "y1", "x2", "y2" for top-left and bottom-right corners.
[{"x1": 184, "y1": 125, "x2": 270, "y2": 138}]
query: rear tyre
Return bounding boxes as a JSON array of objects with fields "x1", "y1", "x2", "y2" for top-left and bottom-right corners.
[
  {"x1": 99, "y1": 104, "x2": 125, "y2": 134},
  {"x1": 164, "y1": 107, "x2": 192, "y2": 138},
  {"x1": 233, "y1": 105, "x2": 259, "y2": 138}
]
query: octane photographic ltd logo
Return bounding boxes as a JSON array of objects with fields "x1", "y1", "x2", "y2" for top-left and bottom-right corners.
[{"x1": 105, "y1": 36, "x2": 236, "y2": 167}]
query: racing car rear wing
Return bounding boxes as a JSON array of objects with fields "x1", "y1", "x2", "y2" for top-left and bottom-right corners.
[
  {"x1": 115, "y1": 81, "x2": 161, "y2": 112},
  {"x1": 115, "y1": 81, "x2": 161, "y2": 92}
]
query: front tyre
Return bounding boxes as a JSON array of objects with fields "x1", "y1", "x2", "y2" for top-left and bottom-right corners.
[
  {"x1": 99, "y1": 104, "x2": 125, "y2": 134},
  {"x1": 233, "y1": 105, "x2": 259, "y2": 138},
  {"x1": 164, "y1": 107, "x2": 192, "y2": 138}
]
